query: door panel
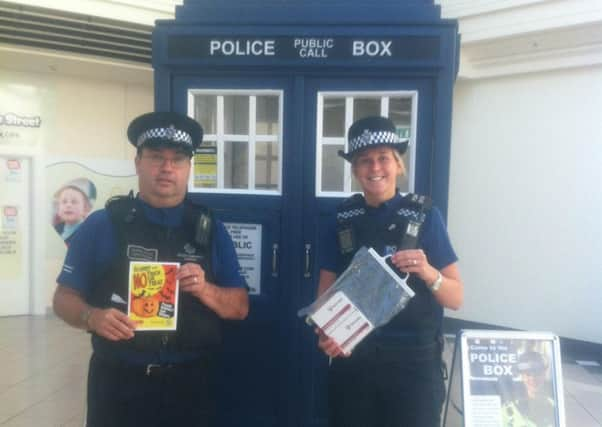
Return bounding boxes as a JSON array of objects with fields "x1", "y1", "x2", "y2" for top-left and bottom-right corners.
[
  {"x1": 298, "y1": 77, "x2": 435, "y2": 427},
  {"x1": 169, "y1": 74, "x2": 434, "y2": 427},
  {"x1": 0, "y1": 156, "x2": 30, "y2": 316},
  {"x1": 172, "y1": 75, "x2": 301, "y2": 427},
  {"x1": 212, "y1": 196, "x2": 284, "y2": 427}
]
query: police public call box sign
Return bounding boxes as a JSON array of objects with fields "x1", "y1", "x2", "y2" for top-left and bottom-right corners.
[
  {"x1": 445, "y1": 330, "x2": 566, "y2": 427},
  {"x1": 167, "y1": 35, "x2": 440, "y2": 63}
]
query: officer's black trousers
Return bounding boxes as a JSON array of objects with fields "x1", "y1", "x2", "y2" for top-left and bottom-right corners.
[
  {"x1": 86, "y1": 353, "x2": 215, "y2": 427},
  {"x1": 328, "y1": 341, "x2": 446, "y2": 427}
]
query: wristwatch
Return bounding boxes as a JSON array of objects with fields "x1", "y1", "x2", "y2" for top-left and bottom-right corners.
[
  {"x1": 428, "y1": 271, "x2": 443, "y2": 292},
  {"x1": 80, "y1": 307, "x2": 92, "y2": 330}
]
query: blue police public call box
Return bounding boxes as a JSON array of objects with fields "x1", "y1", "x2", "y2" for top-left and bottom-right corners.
[{"x1": 153, "y1": 1, "x2": 458, "y2": 426}]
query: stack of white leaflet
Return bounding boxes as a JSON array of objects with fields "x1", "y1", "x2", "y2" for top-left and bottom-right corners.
[{"x1": 298, "y1": 246, "x2": 415, "y2": 354}]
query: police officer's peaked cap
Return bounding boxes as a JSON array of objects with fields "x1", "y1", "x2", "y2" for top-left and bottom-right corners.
[
  {"x1": 517, "y1": 351, "x2": 547, "y2": 374},
  {"x1": 127, "y1": 111, "x2": 203, "y2": 156},
  {"x1": 338, "y1": 116, "x2": 409, "y2": 162}
]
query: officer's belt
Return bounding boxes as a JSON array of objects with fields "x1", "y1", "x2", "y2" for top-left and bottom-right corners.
[
  {"x1": 349, "y1": 336, "x2": 442, "y2": 362},
  {"x1": 93, "y1": 352, "x2": 209, "y2": 378}
]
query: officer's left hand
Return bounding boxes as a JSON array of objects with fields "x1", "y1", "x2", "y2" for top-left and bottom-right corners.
[
  {"x1": 178, "y1": 262, "x2": 208, "y2": 298},
  {"x1": 390, "y1": 249, "x2": 437, "y2": 284}
]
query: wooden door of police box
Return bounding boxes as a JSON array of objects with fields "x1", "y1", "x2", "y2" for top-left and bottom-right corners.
[
  {"x1": 172, "y1": 75, "x2": 298, "y2": 427},
  {"x1": 169, "y1": 73, "x2": 436, "y2": 427}
]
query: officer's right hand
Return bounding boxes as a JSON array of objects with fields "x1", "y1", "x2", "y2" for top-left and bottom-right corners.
[
  {"x1": 87, "y1": 308, "x2": 136, "y2": 341},
  {"x1": 316, "y1": 328, "x2": 349, "y2": 358}
]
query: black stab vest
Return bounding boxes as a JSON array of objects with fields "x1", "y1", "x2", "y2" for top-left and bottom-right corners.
[
  {"x1": 336, "y1": 193, "x2": 442, "y2": 342},
  {"x1": 88, "y1": 195, "x2": 222, "y2": 354}
]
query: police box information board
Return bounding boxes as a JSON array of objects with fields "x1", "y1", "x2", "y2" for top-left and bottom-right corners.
[{"x1": 445, "y1": 330, "x2": 566, "y2": 427}]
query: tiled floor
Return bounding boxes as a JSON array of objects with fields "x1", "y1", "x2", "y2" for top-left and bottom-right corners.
[
  {"x1": 0, "y1": 316, "x2": 89, "y2": 427},
  {"x1": 0, "y1": 316, "x2": 600, "y2": 426}
]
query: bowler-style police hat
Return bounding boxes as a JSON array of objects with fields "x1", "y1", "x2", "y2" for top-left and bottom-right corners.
[
  {"x1": 517, "y1": 351, "x2": 547, "y2": 375},
  {"x1": 127, "y1": 111, "x2": 203, "y2": 156},
  {"x1": 338, "y1": 116, "x2": 408, "y2": 162}
]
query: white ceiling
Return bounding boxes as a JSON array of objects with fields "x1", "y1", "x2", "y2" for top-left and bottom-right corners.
[
  {"x1": 1, "y1": 0, "x2": 601, "y2": 83},
  {"x1": 0, "y1": 43, "x2": 153, "y2": 85}
]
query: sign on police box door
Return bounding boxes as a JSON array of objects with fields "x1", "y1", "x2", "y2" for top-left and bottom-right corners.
[{"x1": 224, "y1": 222, "x2": 262, "y2": 295}]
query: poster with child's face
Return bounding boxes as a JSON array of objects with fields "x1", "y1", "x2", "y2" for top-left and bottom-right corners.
[
  {"x1": 51, "y1": 177, "x2": 96, "y2": 243},
  {"x1": 46, "y1": 159, "x2": 137, "y2": 245},
  {"x1": 45, "y1": 158, "x2": 138, "y2": 306}
]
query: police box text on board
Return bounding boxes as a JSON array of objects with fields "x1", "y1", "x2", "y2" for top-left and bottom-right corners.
[{"x1": 470, "y1": 351, "x2": 517, "y2": 376}]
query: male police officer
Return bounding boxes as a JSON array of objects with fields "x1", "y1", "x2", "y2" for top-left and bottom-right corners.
[{"x1": 53, "y1": 111, "x2": 249, "y2": 427}]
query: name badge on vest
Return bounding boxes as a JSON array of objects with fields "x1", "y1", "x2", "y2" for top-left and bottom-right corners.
[
  {"x1": 177, "y1": 242, "x2": 204, "y2": 263},
  {"x1": 127, "y1": 245, "x2": 158, "y2": 261},
  {"x1": 406, "y1": 220, "x2": 420, "y2": 237},
  {"x1": 384, "y1": 245, "x2": 398, "y2": 256},
  {"x1": 338, "y1": 227, "x2": 355, "y2": 254}
]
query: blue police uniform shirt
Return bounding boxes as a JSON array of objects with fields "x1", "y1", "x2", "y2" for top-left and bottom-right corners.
[
  {"x1": 57, "y1": 197, "x2": 247, "y2": 296},
  {"x1": 57, "y1": 198, "x2": 246, "y2": 364},
  {"x1": 319, "y1": 192, "x2": 458, "y2": 276}
]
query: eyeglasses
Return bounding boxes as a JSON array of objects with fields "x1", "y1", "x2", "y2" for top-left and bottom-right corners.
[{"x1": 142, "y1": 153, "x2": 191, "y2": 169}]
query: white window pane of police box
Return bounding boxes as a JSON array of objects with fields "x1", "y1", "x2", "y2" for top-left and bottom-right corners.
[
  {"x1": 316, "y1": 92, "x2": 417, "y2": 197},
  {"x1": 188, "y1": 90, "x2": 282, "y2": 194}
]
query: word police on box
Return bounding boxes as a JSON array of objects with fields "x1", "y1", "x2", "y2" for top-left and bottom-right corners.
[{"x1": 168, "y1": 35, "x2": 439, "y2": 62}]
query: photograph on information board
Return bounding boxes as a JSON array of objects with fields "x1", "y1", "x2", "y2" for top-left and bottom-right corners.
[{"x1": 463, "y1": 336, "x2": 559, "y2": 427}]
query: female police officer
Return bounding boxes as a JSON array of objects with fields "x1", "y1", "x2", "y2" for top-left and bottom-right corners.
[{"x1": 316, "y1": 116, "x2": 463, "y2": 427}]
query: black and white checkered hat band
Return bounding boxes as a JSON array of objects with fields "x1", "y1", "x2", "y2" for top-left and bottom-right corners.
[
  {"x1": 136, "y1": 126, "x2": 193, "y2": 148},
  {"x1": 349, "y1": 130, "x2": 399, "y2": 152}
]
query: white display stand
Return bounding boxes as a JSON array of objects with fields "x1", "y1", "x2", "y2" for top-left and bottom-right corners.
[{"x1": 443, "y1": 330, "x2": 566, "y2": 427}]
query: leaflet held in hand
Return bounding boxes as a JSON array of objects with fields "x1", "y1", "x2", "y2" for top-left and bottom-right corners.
[
  {"x1": 127, "y1": 261, "x2": 180, "y2": 331},
  {"x1": 298, "y1": 247, "x2": 415, "y2": 353},
  {"x1": 310, "y1": 291, "x2": 374, "y2": 353}
]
